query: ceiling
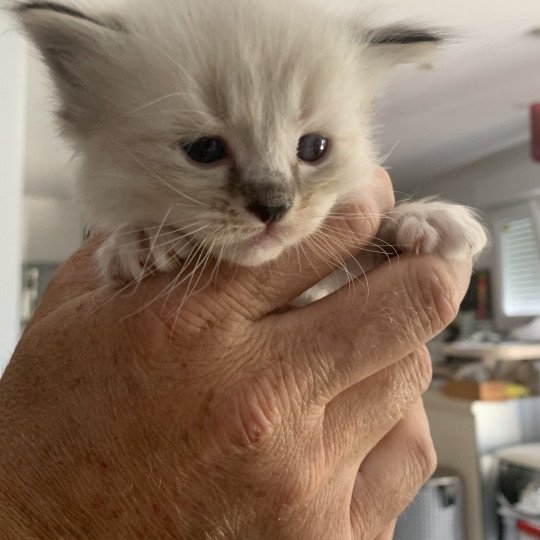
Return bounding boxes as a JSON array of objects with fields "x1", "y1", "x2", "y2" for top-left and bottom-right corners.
[{"x1": 23, "y1": 0, "x2": 540, "y2": 197}]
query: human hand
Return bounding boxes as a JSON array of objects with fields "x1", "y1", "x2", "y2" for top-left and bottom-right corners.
[{"x1": 0, "y1": 169, "x2": 472, "y2": 538}]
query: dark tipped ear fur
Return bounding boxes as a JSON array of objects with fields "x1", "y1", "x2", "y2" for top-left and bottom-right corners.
[
  {"x1": 361, "y1": 24, "x2": 447, "y2": 66},
  {"x1": 13, "y1": 1, "x2": 125, "y2": 31},
  {"x1": 366, "y1": 25, "x2": 446, "y2": 46},
  {"x1": 13, "y1": 1, "x2": 127, "y2": 136},
  {"x1": 15, "y1": 1, "x2": 104, "y2": 25}
]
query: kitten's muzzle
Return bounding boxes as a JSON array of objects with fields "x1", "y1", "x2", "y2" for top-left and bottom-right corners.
[
  {"x1": 238, "y1": 175, "x2": 294, "y2": 223},
  {"x1": 247, "y1": 200, "x2": 292, "y2": 224}
]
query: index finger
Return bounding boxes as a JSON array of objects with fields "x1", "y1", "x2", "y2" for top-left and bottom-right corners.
[{"x1": 268, "y1": 255, "x2": 472, "y2": 402}]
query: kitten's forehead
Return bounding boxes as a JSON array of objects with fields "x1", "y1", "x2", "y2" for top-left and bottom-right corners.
[
  {"x1": 18, "y1": 0, "x2": 442, "y2": 151},
  {"x1": 127, "y1": 0, "x2": 363, "y2": 130}
]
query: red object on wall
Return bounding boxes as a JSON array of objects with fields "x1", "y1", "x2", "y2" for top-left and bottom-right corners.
[
  {"x1": 476, "y1": 274, "x2": 488, "y2": 321},
  {"x1": 518, "y1": 519, "x2": 540, "y2": 538},
  {"x1": 532, "y1": 103, "x2": 540, "y2": 163}
]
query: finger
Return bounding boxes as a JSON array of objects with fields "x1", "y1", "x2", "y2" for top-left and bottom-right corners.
[
  {"x1": 213, "y1": 167, "x2": 395, "y2": 317},
  {"x1": 27, "y1": 236, "x2": 104, "y2": 328},
  {"x1": 373, "y1": 520, "x2": 396, "y2": 540},
  {"x1": 324, "y1": 347, "x2": 432, "y2": 457},
  {"x1": 350, "y1": 401, "x2": 436, "y2": 539},
  {"x1": 274, "y1": 255, "x2": 472, "y2": 402}
]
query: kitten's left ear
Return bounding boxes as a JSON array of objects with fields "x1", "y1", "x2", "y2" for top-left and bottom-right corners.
[{"x1": 362, "y1": 24, "x2": 447, "y2": 66}]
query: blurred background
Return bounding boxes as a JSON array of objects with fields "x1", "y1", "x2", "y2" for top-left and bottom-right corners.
[{"x1": 1, "y1": 1, "x2": 540, "y2": 538}]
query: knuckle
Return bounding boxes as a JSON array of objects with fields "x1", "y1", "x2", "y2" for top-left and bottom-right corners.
[
  {"x1": 356, "y1": 200, "x2": 383, "y2": 239},
  {"x1": 275, "y1": 458, "x2": 326, "y2": 507},
  {"x1": 308, "y1": 336, "x2": 351, "y2": 401},
  {"x1": 203, "y1": 375, "x2": 324, "y2": 507},
  {"x1": 206, "y1": 378, "x2": 280, "y2": 451},
  {"x1": 406, "y1": 259, "x2": 460, "y2": 339},
  {"x1": 407, "y1": 429, "x2": 438, "y2": 486},
  {"x1": 352, "y1": 490, "x2": 378, "y2": 537},
  {"x1": 376, "y1": 167, "x2": 396, "y2": 213},
  {"x1": 406, "y1": 347, "x2": 433, "y2": 394},
  {"x1": 389, "y1": 349, "x2": 432, "y2": 413}
]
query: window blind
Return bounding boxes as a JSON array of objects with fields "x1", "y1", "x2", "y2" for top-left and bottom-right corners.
[{"x1": 500, "y1": 216, "x2": 540, "y2": 317}]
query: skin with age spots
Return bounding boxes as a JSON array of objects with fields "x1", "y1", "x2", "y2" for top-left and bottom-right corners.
[{"x1": 0, "y1": 171, "x2": 475, "y2": 539}]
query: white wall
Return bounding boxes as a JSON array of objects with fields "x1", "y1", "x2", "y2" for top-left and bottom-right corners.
[
  {"x1": 0, "y1": 16, "x2": 26, "y2": 371},
  {"x1": 413, "y1": 144, "x2": 540, "y2": 211},
  {"x1": 24, "y1": 196, "x2": 83, "y2": 264}
]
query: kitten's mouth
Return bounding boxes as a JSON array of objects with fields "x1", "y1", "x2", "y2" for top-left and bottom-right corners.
[
  {"x1": 244, "y1": 225, "x2": 283, "y2": 249},
  {"x1": 216, "y1": 223, "x2": 289, "y2": 266}
]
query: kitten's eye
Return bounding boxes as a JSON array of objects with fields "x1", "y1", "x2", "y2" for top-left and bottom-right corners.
[
  {"x1": 297, "y1": 133, "x2": 329, "y2": 163},
  {"x1": 182, "y1": 137, "x2": 226, "y2": 164}
]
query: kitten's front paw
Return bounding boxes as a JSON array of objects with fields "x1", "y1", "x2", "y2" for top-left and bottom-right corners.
[
  {"x1": 380, "y1": 199, "x2": 488, "y2": 260},
  {"x1": 96, "y1": 225, "x2": 187, "y2": 286}
]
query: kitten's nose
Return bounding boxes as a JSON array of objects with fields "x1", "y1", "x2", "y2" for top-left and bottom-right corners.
[{"x1": 247, "y1": 201, "x2": 292, "y2": 224}]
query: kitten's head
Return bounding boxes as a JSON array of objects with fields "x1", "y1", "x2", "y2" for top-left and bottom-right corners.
[{"x1": 15, "y1": 0, "x2": 442, "y2": 266}]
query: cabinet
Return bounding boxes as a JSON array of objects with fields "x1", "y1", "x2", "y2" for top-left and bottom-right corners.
[{"x1": 424, "y1": 390, "x2": 540, "y2": 539}]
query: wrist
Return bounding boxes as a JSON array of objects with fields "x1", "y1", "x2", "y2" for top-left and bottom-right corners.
[{"x1": 0, "y1": 435, "x2": 261, "y2": 538}]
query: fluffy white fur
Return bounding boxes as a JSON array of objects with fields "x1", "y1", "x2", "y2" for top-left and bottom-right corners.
[{"x1": 15, "y1": 0, "x2": 487, "y2": 287}]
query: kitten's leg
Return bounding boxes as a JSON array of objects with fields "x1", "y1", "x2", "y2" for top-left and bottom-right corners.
[
  {"x1": 377, "y1": 198, "x2": 488, "y2": 260},
  {"x1": 96, "y1": 225, "x2": 190, "y2": 286}
]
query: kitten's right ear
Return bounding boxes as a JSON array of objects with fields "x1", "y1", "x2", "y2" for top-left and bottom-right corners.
[
  {"x1": 349, "y1": 23, "x2": 448, "y2": 94},
  {"x1": 363, "y1": 25, "x2": 447, "y2": 67},
  {"x1": 13, "y1": 1, "x2": 127, "y2": 134}
]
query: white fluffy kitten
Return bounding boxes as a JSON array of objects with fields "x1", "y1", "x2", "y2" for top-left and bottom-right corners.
[{"x1": 15, "y1": 0, "x2": 487, "y2": 289}]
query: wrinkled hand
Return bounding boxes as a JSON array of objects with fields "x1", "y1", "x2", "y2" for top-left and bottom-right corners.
[{"x1": 0, "y1": 169, "x2": 472, "y2": 539}]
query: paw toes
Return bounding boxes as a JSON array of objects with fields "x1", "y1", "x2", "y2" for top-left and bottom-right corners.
[
  {"x1": 96, "y1": 225, "x2": 185, "y2": 286},
  {"x1": 389, "y1": 201, "x2": 488, "y2": 260},
  {"x1": 396, "y1": 216, "x2": 439, "y2": 255},
  {"x1": 104, "y1": 255, "x2": 132, "y2": 287}
]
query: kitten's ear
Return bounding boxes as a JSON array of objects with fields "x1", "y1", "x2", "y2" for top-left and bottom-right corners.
[
  {"x1": 13, "y1": 1, "x2": 127, "y2": 135},
  {"x1": 362, "y1": 25, "x2": 447, "y2": 66}
]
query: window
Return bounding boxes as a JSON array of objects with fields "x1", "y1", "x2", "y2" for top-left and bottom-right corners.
[{"x1": 493, "y1": 199, "x2": 540, "y2": 317}]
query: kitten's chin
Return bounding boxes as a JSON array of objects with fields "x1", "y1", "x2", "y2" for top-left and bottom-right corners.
[
  {"x1": 213, "y1": 219, "x2": 324, "y2": 267},
  {"x1": 219, "y1": 242, "x2": 287, "y2": 267}
]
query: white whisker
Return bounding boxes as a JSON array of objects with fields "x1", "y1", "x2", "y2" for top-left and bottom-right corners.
[{"x1": 121, "y1": 145, "x2": 209, "y2": 207}]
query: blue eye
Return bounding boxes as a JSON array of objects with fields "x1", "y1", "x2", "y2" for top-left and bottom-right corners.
[
  {"x1": 298, "y1": 133, "x2": 329, "y2": 163},
  {"x1": 182, "y1": 137, "x2": 226, "y2": 164}
]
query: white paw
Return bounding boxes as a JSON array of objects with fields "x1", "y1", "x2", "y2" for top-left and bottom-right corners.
[
  {"x1": 380, "y1": 199, "x2": 489, "y2": 260},
  {"x1": 96, "y1": 225, "x2": 188, "y2": 286}
]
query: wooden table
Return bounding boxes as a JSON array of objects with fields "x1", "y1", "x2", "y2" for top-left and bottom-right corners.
[{"x1": 442, "y1": 342, "x2": 540, "y2": 369}]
